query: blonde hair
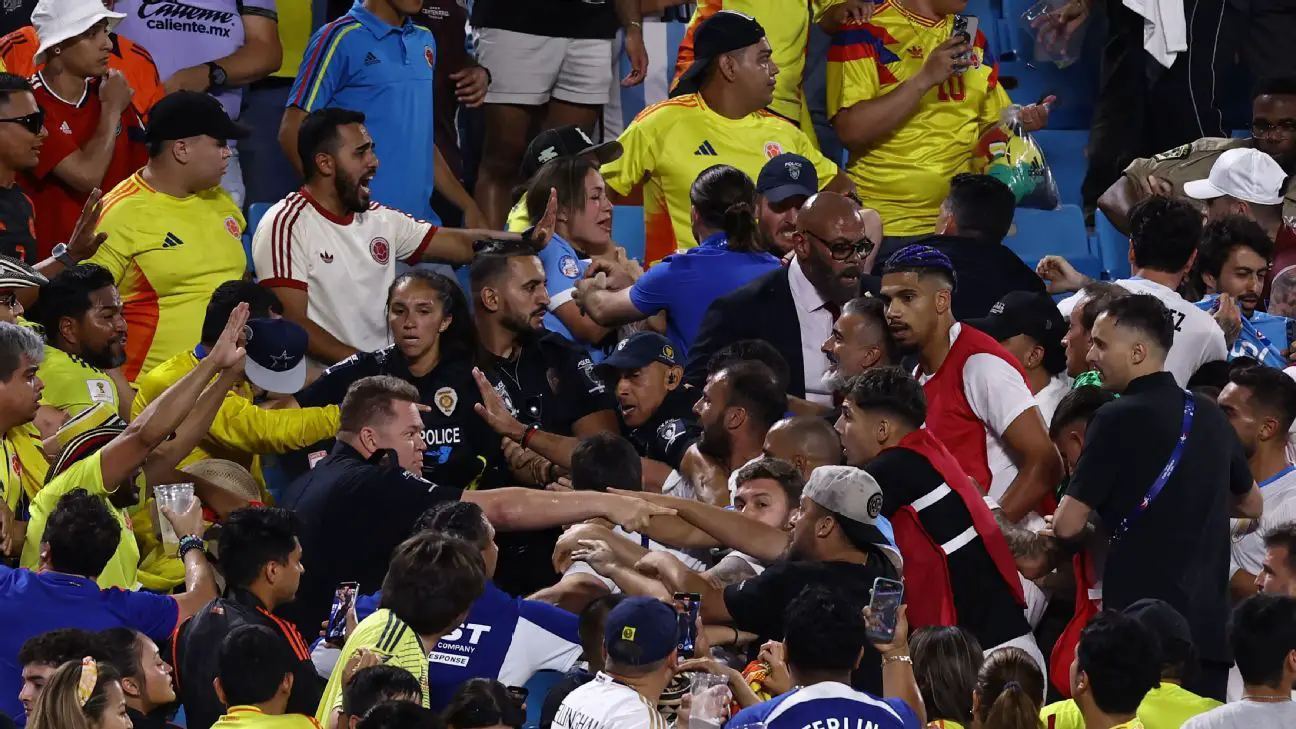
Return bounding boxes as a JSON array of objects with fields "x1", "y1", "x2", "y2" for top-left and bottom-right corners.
[{"x1": 27, "y1": 658, "x2": 123, "y2": 729}]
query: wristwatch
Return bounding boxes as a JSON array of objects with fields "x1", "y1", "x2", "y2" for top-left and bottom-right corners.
[
  {"x1": 206, "y1": 62, "x2": 228, "y2": 91},
  {"x1": 51, "y1": 242, "x2": 75, "y2": 267}
]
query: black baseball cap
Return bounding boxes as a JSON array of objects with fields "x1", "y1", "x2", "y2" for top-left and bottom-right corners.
[
  {"x1": 520, "y1": 126, "x2": 622, "y2": 181},
  {"x1": 671, "y1": 11, "x2": 767, "y2": 98},
  {"x1": 758, "y1": 153, "x2": 819, "y2": 203},
  {"x1": 966, "y1": 290, "x2": 1067, "y2": 374},
  {"x1": 596, "y1": 332, "x2": 678, "y2": 381},
  {"x1": 145, "y1": 91, "x2": 251, "y2": 143},
  {"x1": 1124, "y1": 599, "x2": 1195, "y2": 670}
]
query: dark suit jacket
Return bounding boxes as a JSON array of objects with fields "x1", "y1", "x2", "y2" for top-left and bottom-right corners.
[
  {"x1": 871, "y1": 234, "x2": 1047, "y2": 321},
  {"x1": 684, "y1": 266, "x2": 879, "y2": 398}
]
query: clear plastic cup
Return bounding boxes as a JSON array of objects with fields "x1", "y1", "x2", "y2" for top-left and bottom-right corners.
[
  {"x1": 154, "y1": 482, "x2": 195, "y2": 556},
  {"x1": 687, "y1": 672, "x2": 730, "y2": 729}
]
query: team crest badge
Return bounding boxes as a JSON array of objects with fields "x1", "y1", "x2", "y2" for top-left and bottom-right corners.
[
  {"x1": 224, "y1": 217, "x2": 241, "y2": 238},
  {"x1": 763, "y1": 142, "x2": 783, "y2": 159},
  {"x1": 425, "y1": 46, "x2": 435, "y2": 68},
  {"x1": 867, "y1": 492, "x2": 883, "y2": 518},
  {"x1": 434, "y1": 386, "x2": 458, "y2": 416},
  {"x1": 370, "y1": 237, "x2": 391, "y2": 264},
  {"x1": 559, "y1": 255, "x2": 579, "y2": 279}
]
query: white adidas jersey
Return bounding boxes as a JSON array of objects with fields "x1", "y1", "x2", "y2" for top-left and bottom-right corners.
[
  {"x1": 552, "y1": 672, "x2": 668, "y2": 729},
  {"x1": 251, "y1": 190, "x2": 436, "y2": 353},
  {"x1": 1231, "y1": 466, "x2": 1296, "y2": 578},
  {"x1": 1058, "y1": 277, "x2": 1227, "y2": 387}
]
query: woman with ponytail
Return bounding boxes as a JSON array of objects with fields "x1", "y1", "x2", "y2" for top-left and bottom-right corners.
[
  {"x1": 27, "y1": 657, "x2": 131, "y2": 729},
  {"x1": 970, "y1": 648, "x2": 1045, "y2": 729},
  {"x1": 575, "y1": 164, "x2": 782, "y2": 355}
]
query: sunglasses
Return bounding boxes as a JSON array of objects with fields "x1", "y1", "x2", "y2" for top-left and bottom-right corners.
[
  {"x1": 0, "y1": 109, "x2": 44, "y2": 135},
  {"x1": 0, "y1": 292, "x2": 16, "y2": 309},
  {"x1": 803, "y1": 229, "x2": 877, "y2": 261}
]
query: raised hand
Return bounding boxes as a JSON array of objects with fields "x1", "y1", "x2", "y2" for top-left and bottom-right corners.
[
  {"x1": 471, "y1": 368, "x2": 526, "y2": 441},
  {"x1": 207, "y1": 303, "x2": 249, "y2": 370},
  {"x1": 66, "y1": 189, "x2": 108, "y2": 263}
]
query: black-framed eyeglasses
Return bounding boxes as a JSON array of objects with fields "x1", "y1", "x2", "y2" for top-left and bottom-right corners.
[
  {"x1": 803, "y1": 229, "x2": 876, "y2": 261},
  {"x1": 0, "y1": 292, "x2": 17, "y2": 310},
  {"x1": 0, "y1": 110, "x2": 44, "y2": 135},
  {"x1": 1251, "y1": 119, "x2": 1296, "y2": 138}
]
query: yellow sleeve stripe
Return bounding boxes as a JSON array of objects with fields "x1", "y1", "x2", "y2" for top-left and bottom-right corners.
[{"x1": 303, "y1": 22, "x2": 363, "y2": 111}]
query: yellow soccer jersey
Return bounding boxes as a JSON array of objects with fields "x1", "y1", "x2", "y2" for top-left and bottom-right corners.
[
  {"x1": 506, "y1": 198, "x2": 530, "y2": 233},
  {"x1": 88, "y1": 172, "x2": 247, "y2": 381},
  {"x1": 214, "y1": 707, "x2": 320, "y2": 729},
  {"x1": 21, "y1": 452, "x2": 141, "y2": 589},
  {"x1": 827, "y1": 4, "x2": 1011, "y2": 235},
  {"x1": 602, "y1": 93, "x2": 839, "y2": 264},
  {"x1": 317, "y1": 609, "x2": 429, "y2": 722},
  {"x1": 1, "y1": 425, "x2": 46, "y2": 516},
  {"x1": 37, "y1": 346, "x2": 120, "y2": 417}
]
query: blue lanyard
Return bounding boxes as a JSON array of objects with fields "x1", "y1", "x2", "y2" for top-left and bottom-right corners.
[
  {"x1": 1112, "y1": 390, "x2": 1194, "y2": 542},
  {"x1": 1260, "y1": 465, "x2": 1296, "y2": 489}
]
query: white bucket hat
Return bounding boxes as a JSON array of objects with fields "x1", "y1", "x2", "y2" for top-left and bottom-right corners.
[{"x1": 33, "y1": 0, "x2": 126, "y2": 65}]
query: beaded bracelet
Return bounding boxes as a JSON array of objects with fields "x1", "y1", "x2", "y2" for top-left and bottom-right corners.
[{"x1": 178, "y1": 535, "x2": 206, "y2": 560}]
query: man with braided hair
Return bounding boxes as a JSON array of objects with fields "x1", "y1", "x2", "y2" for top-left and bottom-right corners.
[{"x1": 880, "y1": 244, "x2": 1061, "y2": 526}]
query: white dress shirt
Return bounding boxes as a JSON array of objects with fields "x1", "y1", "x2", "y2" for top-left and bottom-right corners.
[{"x1": 788, "y1": 257, "x2": 835, "y2": 406}]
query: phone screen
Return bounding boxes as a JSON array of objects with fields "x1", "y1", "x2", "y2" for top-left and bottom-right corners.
[
  {"x1": 674, "y1": 592, "x2": 701, "y2": 658},
  {"x1": 952, "y1": 15, "x2": 979, "y2": 70},
  {"x1": 325, "y1": 581, "x2": 359, "y2": 643},
  {"x1": 865, "y1": 578, "x2": 904, "y2": 644}
]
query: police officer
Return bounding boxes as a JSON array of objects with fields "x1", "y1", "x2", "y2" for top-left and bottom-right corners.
[
  {"x1": 279, "y1": 374, "x2": 669, "y2": 638},
  {"x1": 290, "y1": 270, "x2": 507, "y2": 489}
]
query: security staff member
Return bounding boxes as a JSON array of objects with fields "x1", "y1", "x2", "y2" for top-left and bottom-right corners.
[
  {"x1": 290, "y1": 271, "x2": 507, "y2": 489},
  {"x1": 474, "y1": 331, "x2": 703, "y2": 492},
  {"x1": 279, "y1": 375, "x2": 669, "y2": 640}
]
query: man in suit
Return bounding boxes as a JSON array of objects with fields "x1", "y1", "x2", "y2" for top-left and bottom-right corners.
[
  {"x1": 685, "y1": 193, "x2": 881, "y2": 405},
  {"x1": 870, "y1": 174, "x2": 1046, "y2": 320}
]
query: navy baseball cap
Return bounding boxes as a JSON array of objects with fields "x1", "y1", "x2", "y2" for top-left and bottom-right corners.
[
  {"x1": 243, "y1": 318, "x2": 309, "y2": 394},
  {"x1": 604, "y1": 597, "x2": 680, "y2": 666},
  {"x1": 671, "y1": 11, "x2": 766, "y2": 98},
  {"x1": 1124, "y1": 599, "x2": 1195, "y2": 669},
  {"x1": 758, "y1": 153, "x2": 819, "y2": 204},
  {"x1": 596, "y1": 332, "x2": 679, "y2": 380}
]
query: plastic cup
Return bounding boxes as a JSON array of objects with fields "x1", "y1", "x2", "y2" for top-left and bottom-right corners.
[
  {"x1": 155, "y1": 482, "x2": 195, "y2": 556},
  {"x1": 687, "y1": 673, "x2": 730, "y2": 729}
]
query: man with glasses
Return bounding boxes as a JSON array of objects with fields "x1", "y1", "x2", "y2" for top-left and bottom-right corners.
[
  {"x1": 1099, "y1": 76, "x2": 1296, "y2": 237},
  {"x1": 684, "y1": 192, "x2": 880, "y2": 405}
]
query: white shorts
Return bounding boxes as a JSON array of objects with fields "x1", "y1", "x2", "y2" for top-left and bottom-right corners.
[{"x1": 475, "y1": 28, "x2": 613, "y2": 106}]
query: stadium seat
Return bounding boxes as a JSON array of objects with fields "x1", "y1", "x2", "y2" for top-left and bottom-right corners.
[
  {"x1": 244, "y1": 202, "x2": 272, "y2": 278},
  {"x1": 1094, "y1": 209, "x2": 1131, "y2": 279},
  {"x1": 995, "y1": 0, "x2": 1101, "y2": 130},
  {"x1": 1004, "y1": 204, "x2": 1101, "y2": 280},
  {"x1": 1033, "y1": 129, "x2": 1088, "y2": 207},
  {"x1": 612, "y1": 205, "x2": 646, "y2": 263}
]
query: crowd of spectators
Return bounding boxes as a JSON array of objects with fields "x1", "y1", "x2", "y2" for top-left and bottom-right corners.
[{"x1": 0, "y1": 1, "x2": 1295, "y2": 729}]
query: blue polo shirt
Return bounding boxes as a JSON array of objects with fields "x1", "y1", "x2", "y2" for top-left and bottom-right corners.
[
  {"x1": 0, "y1": 566, "x2": 179, "y2": 725},
  {"x1": 352, "y1": 581, "x2": 581, "y2": 710},
  {"x1": 628, "y1": 232, "x2": 781, "y2": 355},
  {"x1": 289, "y1": 1, "x2": 440, "y2": 224}
]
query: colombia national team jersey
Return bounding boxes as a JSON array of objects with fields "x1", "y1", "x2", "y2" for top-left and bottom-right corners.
[
  {"x1": 827, "y1": 4, "x2": 1010, "y2": 236},
  {"x1": 37, "y1": 346, "x2": 120, "y2": 417},
  {"x1": 601, "y1": 92, "x2": 839, "y2": 264},
  {"x1": 0, "y1": 29, "x2": 164, "y2": 118},
  {"x1": 88, "y1": 172, "x2": 247, "y2": 380}
]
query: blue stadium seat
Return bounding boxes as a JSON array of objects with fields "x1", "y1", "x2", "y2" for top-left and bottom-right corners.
[
  {"x1": 1033, "y1": 129, "x2": 1088, "y2": 207},
  {"x1": 995, "y1": 0, "x2": 1101, "y2": 130},
  {"x1": 1094, "y1": 209, "x2": 1130, "y2": 279},
  {"x1": 244, "y1": 202, "x2": 273, "y2": 277},
  {"x1": 612, "y1": 205, "x2": 646, "y2": 263},
  {"x1": 1004, "y1": 204, "x2": 1101, "y2": 280}
]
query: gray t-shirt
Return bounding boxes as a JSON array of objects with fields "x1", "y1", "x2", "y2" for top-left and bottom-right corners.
[{"x1": 1182, "y1": 700, "x2": 1296, "y2": 729}]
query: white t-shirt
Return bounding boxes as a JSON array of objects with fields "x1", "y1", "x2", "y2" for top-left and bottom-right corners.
[
  {"x1": 917, "y1": 324, "x2": 1040, "y2": 501},
  {"x1": 251, "y1": 191, "x2": 437, "y2": 354},
  {"x1": 1182, "y1": 699, "x2": 1296, "y2": 729},
  {"x1": 788, "y1": 257, "x2": 835, "y2": 406},
  {"x1": 1057, "y1": 277, "x2": 1227, "y2": 387},
  {"x1": 1035, "y1": 372, "x2": 1072, "y2": 429},
  {"x1": 1231, "y1": 466, "x2": 1296, "y2": 577},
  {"x1": 552, "y1": 672, "x2": 669, "y2": 729}
]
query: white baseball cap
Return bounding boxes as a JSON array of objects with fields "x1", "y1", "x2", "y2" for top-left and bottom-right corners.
[
  {"x1": 33, "y1": 0, "x2": 125, "y2": 64},
  {"x1": 1183, "y1": 147, "x2": 1287, "y2": 206}
]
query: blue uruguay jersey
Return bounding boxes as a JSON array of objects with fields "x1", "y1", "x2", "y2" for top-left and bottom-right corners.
[
  {"x1": 727, "y1": 682, "x2": 920, "y2": 729},
  {"x1": 1195, "y1": 295, "x2": 1292, "y2": 368},
  {"x1": 537, "y1": 234, "x2": 604, "y2": 362},
  {"x1": 355, "y1": 582, "x2": 582, "y2": 709}
]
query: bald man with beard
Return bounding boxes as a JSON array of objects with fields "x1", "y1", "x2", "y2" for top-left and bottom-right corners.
[{"x1": 686, "y1": 193, "x2": 883, "y2": 405}]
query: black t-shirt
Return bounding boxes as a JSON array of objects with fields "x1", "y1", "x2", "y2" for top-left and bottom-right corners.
[
  {"x1": 722, "y1": 556, "x2": 898, "y2": 694},
  {"x1": 0, "y1": 185, "x2": 36, "y2": 264},
  {"x1": 868, "y1": 448, "x2": 1030, "y2": 649},
  {"x1": 626, "y1": 386, "x2": 701, "y2": 471},
  {"x1": 471, "y1": 0, "x2": 618, "y2": 40},
  {"x1": 278, "y1": 443, "x2": 464, "y2": 640},
  {"x1": 1066, "y1": 372, "x2": 1252, "y2": 664},
  {"x1": 292, "y1": 347, "x2": 508, "y2": 489}
]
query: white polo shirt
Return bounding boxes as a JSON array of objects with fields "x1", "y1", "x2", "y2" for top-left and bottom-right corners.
[
  {"x1": 1057, "y1": 277, "x2": 1227, "y2": 387},
  {"x1": 552, "y1": 672, "x2": 668, "y2": 729},
  {"x1": 251, "y1": 189, "x2": 436, "y2": 353}
]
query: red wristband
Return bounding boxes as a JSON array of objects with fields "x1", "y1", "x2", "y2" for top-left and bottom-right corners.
[{"x1": 521, "y1": 424, "x2": 539, "y2": 449}]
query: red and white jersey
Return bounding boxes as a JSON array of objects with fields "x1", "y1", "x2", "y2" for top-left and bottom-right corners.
[
  {"x1": 252, "y1": 189, "x2": 435, "y2": 353},
  {"x1": 917, "y1": 323, "x2": 1039, "y2": 504}
]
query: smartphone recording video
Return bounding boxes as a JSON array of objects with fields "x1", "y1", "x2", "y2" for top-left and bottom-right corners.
[{"x1": 674, "y1": 592, "x2": 702, "y2": 658}]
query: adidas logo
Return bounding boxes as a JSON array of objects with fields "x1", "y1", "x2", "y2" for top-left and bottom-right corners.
[
  {"x1": 59, "y1": 121, "x2": 71, "y2": 134},
  {"x1": 161, "y1": 232, "x2": 185, "y2": 249},
  {"x1": 364, "y1": 52, "x2": 380, "y2": 66},
  {"x1": 694, "y1": 140, "x2": 718, "y2": 156}
]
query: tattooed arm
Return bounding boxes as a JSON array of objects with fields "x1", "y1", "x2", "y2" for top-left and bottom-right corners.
[
  {"x1": 703, "y1": 553, "x2": 760, "y2": 588},
  {"x1": 1273, "y1": 267, "x2": 1296, "y2": 320}
]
